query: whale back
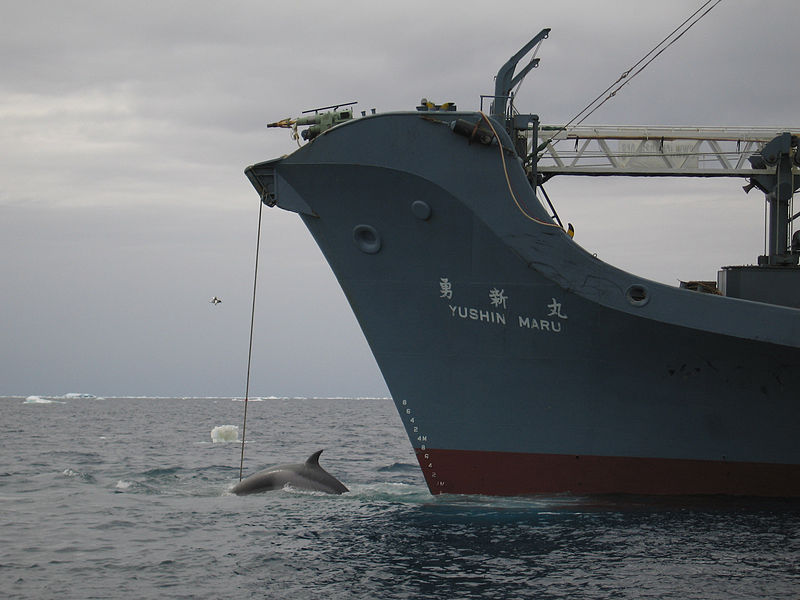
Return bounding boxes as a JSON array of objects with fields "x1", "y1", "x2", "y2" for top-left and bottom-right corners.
[{"x1": 231, "y1": 450, "x2": 348, "y2": 495}]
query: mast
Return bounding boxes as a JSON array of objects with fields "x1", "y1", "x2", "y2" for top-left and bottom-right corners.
[
  {"x1": 491, "y1": 28, "x2": 550, "y2": 128},
  {"x1": 748, "y1": 132, "x2": 800, "y2": 265},
  {"x1": 490, "y1": 30, "x2": 800, "y2": 271}
]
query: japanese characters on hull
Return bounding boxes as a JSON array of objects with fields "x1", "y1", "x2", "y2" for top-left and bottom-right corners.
[{"x1": 440, "y1": 277, "x2": 568, "y2": 333}]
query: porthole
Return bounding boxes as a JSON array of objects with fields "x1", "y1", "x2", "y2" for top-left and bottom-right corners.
[
  {"x1": 626, "y1": 284, "x2": 649, "y2": 307},
  {"x1": 353, "y1": 224, "x2": 381, "y2": 254}
]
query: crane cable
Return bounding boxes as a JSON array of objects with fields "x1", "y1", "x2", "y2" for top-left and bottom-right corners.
[
  {"x1": 538, "y1": 0, "x2": 722, "y2": 157},
  {"x1": 510, "y1": 37, "x2": 545, "y2": 101},
  {"x1": 239, "y1": 196, "x2": 264, "y2": 481}
]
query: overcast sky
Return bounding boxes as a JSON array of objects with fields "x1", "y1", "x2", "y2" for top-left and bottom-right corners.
[{"x1": 1, "y1": 0, "x2": 797, "y2": 397}]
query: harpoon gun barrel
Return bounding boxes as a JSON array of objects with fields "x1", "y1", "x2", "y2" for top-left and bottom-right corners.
[
  {"x1": 266, "y1": 107, "x2": 356, "y2": 140},
  {"x1": 267, "y1": 117, "x2": 296, "y2": 128}
]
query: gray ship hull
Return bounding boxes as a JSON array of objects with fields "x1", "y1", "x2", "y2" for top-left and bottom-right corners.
[{"x1": 246, "y1": 111, "x2": 800, "y2": 496}]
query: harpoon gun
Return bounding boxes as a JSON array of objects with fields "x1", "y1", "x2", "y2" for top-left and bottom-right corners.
[{"x1": 267, "y1": 102, "x2": 356, "y2": 140}]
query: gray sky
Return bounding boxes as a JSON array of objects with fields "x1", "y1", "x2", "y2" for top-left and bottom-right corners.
[{"x1": 1, "y1": 1, "x2": 797, "y2": 397}]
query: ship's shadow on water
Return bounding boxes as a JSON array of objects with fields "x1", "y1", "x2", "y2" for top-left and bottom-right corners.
[{"x1": 232, "y1": 489, "x2": 800, "y2": 600}]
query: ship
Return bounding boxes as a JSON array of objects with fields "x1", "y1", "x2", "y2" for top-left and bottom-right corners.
[{"x1": 245, "y1": 29, "x2": 800, "y2": 497}]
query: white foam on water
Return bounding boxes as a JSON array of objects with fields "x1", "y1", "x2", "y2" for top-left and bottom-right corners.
[
  {"x1": 210, "y1": 424, "x2": 239, "y2": 443},
  {"x1": 344, "y1": 482, "x2": 432, "y2": 504},
  {"x1": 115, "y1": 480, "x2": 134, "y2": 490},
  {"x1": 24, "y1": 395, "x2": 64, "y2": 404},
  {"x1": 62, "y1": 393, "x2": 97, "y2": 399},
  {"x1": 62, "y1": 468, "x2": 95, "y2": 483}
]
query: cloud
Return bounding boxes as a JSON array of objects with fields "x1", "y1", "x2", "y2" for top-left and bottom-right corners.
[{"x1": 1, "y1": 0, "x2": 797, "y2": 395}]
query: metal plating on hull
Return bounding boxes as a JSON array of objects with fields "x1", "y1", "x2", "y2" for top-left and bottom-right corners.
[
  {"x1": 245, "y1": 30, "x2": 800, "y2": 497},
  {"x1": 415, "y1": 449, "x2": 800, "y2": 497}
]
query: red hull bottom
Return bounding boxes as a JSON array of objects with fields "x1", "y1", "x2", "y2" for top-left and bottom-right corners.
[{"x1": 416, "y1": 448, "x2": 800, "y2": 497}]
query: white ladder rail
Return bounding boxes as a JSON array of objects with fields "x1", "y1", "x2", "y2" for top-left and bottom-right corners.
[{"x1": 534, "y1": 126, "x2": 800, "y2": 177}]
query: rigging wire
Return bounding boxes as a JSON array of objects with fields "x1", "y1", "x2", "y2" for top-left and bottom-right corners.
[
  {"x1": 239, "y1": 196, "x2": 265, "y2": 481},
  {"x1": 479, "y1": 111, "x2": 563, "y2": 229},
  {"x1": 538, "y1": 0, "x2": 722, "y2": 157},
  {"x1": 537, "y1": 185, "x2": 564, "y2": 229},
  {"x1": 510, "y1": 38, "x2": 545, "y2": 104}
]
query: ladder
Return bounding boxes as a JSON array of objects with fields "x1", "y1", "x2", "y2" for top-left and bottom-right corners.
[{"x1": 533, "y1": 126, "x2": 800, "y2": 179}]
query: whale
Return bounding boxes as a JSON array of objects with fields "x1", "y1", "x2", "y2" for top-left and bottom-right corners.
[{"x1": 231, "y1": 450, "x2": 348, "y2": 495}]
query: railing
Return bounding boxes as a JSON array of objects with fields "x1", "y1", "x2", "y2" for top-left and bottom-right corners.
[{"x1": 533, "y1": 126, "x2": 800, "y2": 178}]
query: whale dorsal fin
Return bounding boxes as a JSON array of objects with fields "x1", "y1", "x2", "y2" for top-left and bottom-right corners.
[{"x1": 306, "y1": 449, "x2": 324, "y2": 466}]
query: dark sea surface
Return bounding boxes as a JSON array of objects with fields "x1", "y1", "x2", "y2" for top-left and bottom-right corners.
[{"x1": 2, "y1": 395, "x2": 799, "y2": 599}]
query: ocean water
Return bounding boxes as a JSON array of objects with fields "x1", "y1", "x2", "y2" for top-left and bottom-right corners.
[{"x1": 2, "y1": 396, "x2": 798, "y2": 599}]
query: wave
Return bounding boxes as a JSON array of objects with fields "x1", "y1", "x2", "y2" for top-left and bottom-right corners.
[
  {"x1": 230, "y1": 397, "x2": 390, "y2": 402},
  {"x1": 6, "y1": 395, "x2": 391, "y2": 402},
  {"x1": 341, "y1": 482, "x2": 432, "y2": 504},
  {"x1": 24, "y1": 395, "x2": 65, "y2": 404},
  {"x1": 222, "y1": 481, "x2": 430, "y2": 502},
  {"x1": 114, "y1": 479, "x2": 158, "y2": 494},
  {"x1": 377, "y1": 462, "x2": 418, "y2": 473},
  {"x1": 141, "y1": 466, "x2": 185, "y2": 478},
  {"x1": 62, "y1": 468, "x2": 96, "y2": 483}
]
